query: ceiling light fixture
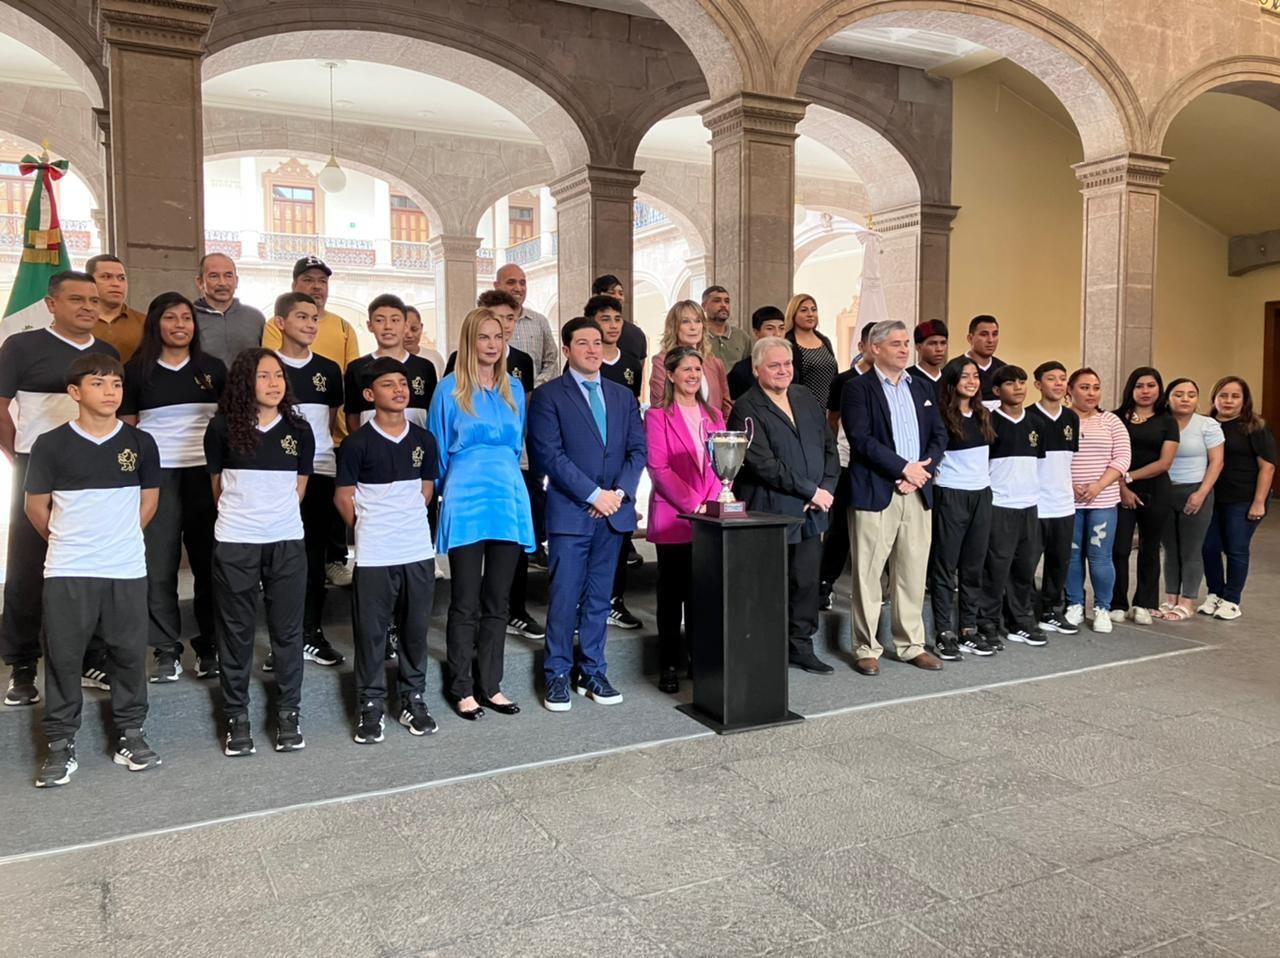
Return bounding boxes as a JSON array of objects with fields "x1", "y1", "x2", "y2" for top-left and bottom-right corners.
[{"x1": 317, "y1": 61, "x2": 346, "y2": 194}]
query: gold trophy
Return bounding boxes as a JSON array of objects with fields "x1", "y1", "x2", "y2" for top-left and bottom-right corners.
[{"x1": 702, "y1": 418, "x2": 754, "y2": 518}]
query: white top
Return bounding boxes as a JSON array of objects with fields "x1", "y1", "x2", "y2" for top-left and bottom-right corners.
[{"x1": 1169, "y1": 413, "x2": 1225, "y2": 485}]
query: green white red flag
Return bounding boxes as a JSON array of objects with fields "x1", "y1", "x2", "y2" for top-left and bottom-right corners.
[{"x1": 1, "y1": 152, "x2": 71, "y2": 345}]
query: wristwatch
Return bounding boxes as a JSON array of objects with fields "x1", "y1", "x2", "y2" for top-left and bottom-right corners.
[{"x1": 1123, "y1": 472, "x2": 1133, "y2": 484}]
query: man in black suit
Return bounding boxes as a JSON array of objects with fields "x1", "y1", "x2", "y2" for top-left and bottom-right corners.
[
  {"x1": 727, "y1": 306, "x2": 786, "y2": 400},
  {"x1": 841, "y1": 320, "x2": 948, "y2": 676},
  {"x1": 729, "y1": 337, "x2": 839, "y2": 674}
]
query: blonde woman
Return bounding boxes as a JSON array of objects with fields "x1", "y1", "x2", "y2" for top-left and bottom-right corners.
[
  {"x1": 784, "y1": 293, "x2": 837, "y2": 406},
  {"x1": 648, "y1": 299, "x2": 731, "y2": 416},
  {"x1": 427, "y1": 308, "x2": 534, "y2": 720}
]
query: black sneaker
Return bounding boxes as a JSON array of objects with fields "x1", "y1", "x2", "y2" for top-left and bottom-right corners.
[
  {"x1": 1008, "y1": 628, "x2": 1049, "y2": 647},
  {"x1": 113, "y1": 729, "x2": 161, "y2": 771},
  {"x1": 194, "y1": 649, "x2": 220, "y2": 678},
  {"x1": 262, "y1": 652, "x2": 274, "y2": 673},
  {"x1": 275, "y1": 711, "x2": 305, "y2": 751},
  {"x1": 818, "y1": 584, "x2": 834, "y2": 611},
  {"x1": 608, "y1": 600, "x2": 641, "y2": 630},
  {"x1": 1040, "y1": 615, "x2": 1078, "y2": 635},
  {"x1": 385, "y1": 624, "x2": 399, "y2": 661},
  {"x1": 353, "y1": 707, "x2": 385, "y2": 744},
  {"x1": 5, "y1": 665, "x2": 39, "y2": 706},
  {"x1": 224, "y1": 715, "x2": 255, "y2": 757},
  {"x1": 529, "y1": 546, "x2": 549, "y2": 570},
  {"x1": 35, "y1": 739, "x2": 77, "y2": 788},
  {"x1": 81, "y1": 665, "x2": 110, "y2": 691},
  {"x1": 625, "y1": 543, "x2": 643, "y2": 567},
  {"x1": 398, "y1": 698, "x2": 438, "y2": 736},
  {"x1": 984, "y1": 631, "x2": 1007, "y2": 653},
  {"x1": 303, "y1": 631, "x2": 344, "y2": 667},
  {"x1": 150, "y1": 648, "x2": 183, "y2": 683},
  {"x1": 959, "y1": 631, "x2": 996, "y2": 657},
  {"x1": 506, "y1": 612, "x2": 546, "y2": 640},
  {"x1": 658, "y1": 667, "x2": 679, "y2": 694},
  {"x1": 935, "y1": 631, "x2": 964, "y2": 662}
]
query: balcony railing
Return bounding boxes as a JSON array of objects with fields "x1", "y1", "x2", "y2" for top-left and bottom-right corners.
[
  {"x1": 633, "y1": 201, "x2": 669, "y2": 231},
  {"x1": 205, "y1": 229, "x2": 242, "y2": 260},
  {"x1": 256, "y1": 233, "x2": 376, "y2": 268},
  {"x1": 391, "y1": 241, "x2": 431, "y2": 271},
  {"x1": 503, "y1": 236, "x2": 543, "y2": 267},
  {"x1": 477, "y1": 247, "x2": 496, "y2": 276},
  {"x1": 1, "y1": 214, "x2": 95, "y2": 254}
]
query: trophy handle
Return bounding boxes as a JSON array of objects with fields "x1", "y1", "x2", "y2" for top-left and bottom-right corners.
[{"x1": 744, "y1": 417, "x2": 755, "y2": 447}]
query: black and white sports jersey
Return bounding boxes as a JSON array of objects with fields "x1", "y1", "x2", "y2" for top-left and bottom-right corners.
[
  {"x1": 25, "y1": 421, "x2": 160, "y2": 579},
  {"x1": 336, "y1": 420, "x2": 439, "y2": 567},
  {"x1": 0, "y1": 329, "x2": 120, "y2": 453},
  {"x1": 935, "y1": 411, "x2": 992, "y2": 491},
  {"x1": 121, "y1": 354, "x2": 227, "y2": 468},
  {"x1": 277, "y1": 351, "x2": 342, "y2": 477},
  {"x1": 1026, "y1": 402, "x2": 1080, "y2": 519},
  {"x1": 204, "y1": 413, "x2": 314, "y2": 544},
  {"x1": 445, "y1": 345, "x2": 535, "y2": 393},
  {"x1": 600, "y1": 350, "x2": 645, "y2": 399},
  {"x1": 988, "y1": 408, "x2": 1045, "y2": 510},
  {"x1": 343, "y1": 352, "x2": 438, "y2": 430}
]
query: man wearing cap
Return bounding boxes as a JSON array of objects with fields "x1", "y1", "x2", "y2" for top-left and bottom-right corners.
[
  {"x1": 86, "y1": 254, "x2": 146, "y2": 362},
  {"x1": 907, "y1": 320, "x2": 948, "y2": 395},
  {"x1": 193, "y1": 253, "x2": 268, "y2": 365}
]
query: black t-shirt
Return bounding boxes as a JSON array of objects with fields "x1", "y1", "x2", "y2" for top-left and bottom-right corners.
[
  {"x1": 827, "y1": 365, "x2": 862, "y2": 415},
  {"x1": 344, "y1": 352, "x2": 438, "y2": 428},
  {"x1": 618, "y1": 321, "x2": 647, "y2": 364},
  {"x1": 906, "y1": 364, "x2": 941, "y2": 398},
  {"x1": 120, "y1": 353, "x2": 227, "y2": 468},
  {"x1": 989, "y1": 409, "x2": 1044, "y2": 509},
  {"x1": 1121, "y1": 413, "x2": 1179, "y2": 499},
  {"x1": 728, "y1": 356, "x2": 755, "y2": 401},
  {"x1": 1216, "y1": 419, "x2": 1278, "y2": 504},
  {"x1": 445, "y1": 346, "x2": 535, "y2": 396},
  {"x1": 0, "y1": 329, "x2": 120, "y2": 453},
  {"x1": 971, "y1": 355, "x2": 1005, "y2": 402},
  {"x1": 600, "y1": 350, "x2": 644, "y2": 399}
]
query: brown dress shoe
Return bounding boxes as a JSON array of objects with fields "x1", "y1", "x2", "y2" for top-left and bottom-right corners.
[
  {"x1": 853, "y1": 658, "x2": 880, "y2": 676},
  {"x1": 907, "y1": 651, "x2": 944, "y2": 671}
]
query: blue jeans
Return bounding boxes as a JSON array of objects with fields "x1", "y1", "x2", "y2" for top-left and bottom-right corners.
[
  {"x1": 1066, "y1": 507, "x2": 1118, "y2": 610},
  {"x1": 1201, "y1": 501, "x2": 1261, "y2": 604}
]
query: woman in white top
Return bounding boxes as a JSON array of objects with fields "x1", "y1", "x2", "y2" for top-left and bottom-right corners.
[{"x1": 1160, "y1": 378, "x2": 1224, "y2": 620}]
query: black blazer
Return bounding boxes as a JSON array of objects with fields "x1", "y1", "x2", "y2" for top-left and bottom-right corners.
[{"x1": 728, "y1": 384, "x2": 840, "y2": 543}]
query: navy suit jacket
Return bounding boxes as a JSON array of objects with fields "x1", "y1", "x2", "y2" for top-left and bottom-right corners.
[
  {"x1": 528, "y1": 371, "x2": 648, "y2": 535},
  {"x1": 841, "y1": 367, "x2": 948, "y2": 511}
]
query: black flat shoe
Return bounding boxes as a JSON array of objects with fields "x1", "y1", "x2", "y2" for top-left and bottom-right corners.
[
  {"x1": 452, "y1": 703, "x2": 485, "y2": 720},
  {"x1": 658, "y1": 667, "x2": 679, "y2": 694},
  {"x1": 478, "y1": 697, "x2": 520, "y2": 715}
]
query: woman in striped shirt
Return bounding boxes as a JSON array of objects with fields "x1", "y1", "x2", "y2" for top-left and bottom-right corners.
[{"x1": 1064, "y1": 368, "x2": 1132, "y2": 634}]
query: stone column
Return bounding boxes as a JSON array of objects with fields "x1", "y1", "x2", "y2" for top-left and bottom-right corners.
[
  {"x1": 1074, "y1": 153, "x2": 1171, "y2": 398},
  {"x1": 701, "y1": 93, "x2": 807, "y2": 327},
  {"x1": 872, "y1": 203, "x2": 960, "y2": 326},
  {"x1": 97, "y1": 0, "x2": 215, "y2": 307},
  {"x1": 549, "y1": 165, "x2": 643, "y2": 327},
  {"x1": 429, "y1": 234, "x2": 481, "y2": 351}
]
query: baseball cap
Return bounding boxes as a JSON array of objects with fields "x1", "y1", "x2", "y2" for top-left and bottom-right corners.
[{"x1": 293, "y1": 255, "x2": 332, "y2": 279}]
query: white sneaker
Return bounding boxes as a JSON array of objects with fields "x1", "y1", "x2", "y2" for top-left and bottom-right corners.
[
  {"x1": 1130, "y1": 607, "x2": 1152, "y2": 625},
  {"x1": 1092, "y1": 609, "x2": 1113, "y2": 634},
  {"x1": 1198, "y1": 594, "x2": 1221, "y2": 616},
  {"x1": 324, "y1": 561, "x2": 353, "y2": 587},
  {"x1": 1213, "y1": 600, "x2": 1241, "y2": 620},
  {"x1": 1064, "y1": 604, "x2": 1085, "y2": 626}
]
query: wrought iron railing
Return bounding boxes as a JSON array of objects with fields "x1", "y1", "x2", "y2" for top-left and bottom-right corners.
[
  {"x1": 391, "y1": 241, "x2": 431, "y2": 271},
  {"x1": 257, "y1": 232, "x2": 376, "y2": 268},
  {"x1": 633, "y1": 201, "x2": 669, "y2": 230},
  {"x1": 503, "y1": 236, "x2": 543, "y2": 267},
  {"x1": 204, "y1": 229, "x2": 242, "y2": 259}
]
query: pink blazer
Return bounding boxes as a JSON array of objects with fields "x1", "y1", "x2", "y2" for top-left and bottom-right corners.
[
  {"x1": 649, "y1": 351, "x2": 732, "y2": 418},
  {"x1": 644, "y1": 403, "x2": 726, "y2": 544}
]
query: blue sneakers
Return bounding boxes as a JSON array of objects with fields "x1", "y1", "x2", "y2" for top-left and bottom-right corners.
[
  {"x1": 544, "y1": 673, "x2": 572, "y2": 712},
  {"x1": 574, "y1": 672, "x2": 623, "y2": 706}
]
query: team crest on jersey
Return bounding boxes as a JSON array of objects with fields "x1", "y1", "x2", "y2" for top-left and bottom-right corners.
[
  {"x1": 281, "y1": 435, "x2": 298, "y2": 456},
  {"x1": 511, "y1": 367, "x2": 522, "y2": 380},
  {"x1": 312, "y1": 371, "x2": 328, "y2": 392},
  {"x1": 1028, "y1": 430, "x2": 1039, "y2": 448},
  {"x1": 117, "y1": 448, "x2": 138, "y2": 472},
  {"x1": 195, "y1": 372, "x2": 214, "y2": 392},
  {"x1": 411, "y1": 445, "x2": 424, "y2": 468},
  {"x1": 412, "y1": 376, "x2": 426, "y2": 396},
  {"x1": 1064, "y1": 425, "x2": 1074, "y2": 442},
  {"x1": 624, "y1": 368, "x2": 635, "y2": 385}
]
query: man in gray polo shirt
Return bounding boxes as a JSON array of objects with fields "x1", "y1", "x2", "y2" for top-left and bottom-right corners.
[{"x1": 193, "y1": 253, "x2": 267, "y2": 365}]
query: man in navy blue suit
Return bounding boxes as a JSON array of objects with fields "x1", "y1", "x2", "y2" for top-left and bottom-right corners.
[
  {"x1": 841, "y1": 319, "x2": 948, "y2": 677},
  {"x1": 528, "y1": 316, "x2": 647, "y2": 712}
]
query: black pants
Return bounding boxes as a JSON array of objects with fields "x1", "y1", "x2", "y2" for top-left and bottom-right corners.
[
  {"x1": 612, "y1": 531, "x2": 631, "y2": 602},
  {"x1": 212, "y1": 539, "x2": 306, "y2": 716},
  {"x1": 2, "y1": 454, "x2": 45, "y2": 667},
  {"x1": 508, "y1": 470, "x2": 541, "y2": 616},
  {"x1": 446, "y1": 540, "x2": 521, "y2": 701},
  {"x1": 1036, "y1": 514, "x2": 1074, "y2": 619},
  {"x1": 788, "y1": 535, "x2": 823, "y2": 657},
  {"x1": 819, "y1": 466, "x2": 852, "y2": 587},
  {"x1": 524, "y1": 466, "x2": 546, "y2": 546},
  {"x1": 928, "y1": 486, "x2": 992, "y2": 634},
  {"x1": 351, "y1": 560, "x2": 435, "y2": 709},
  {"x1": 41, "y1": 577, "x2": 148, "y2": 742},
  {"x1": 1112, "y1": 495, "x2": 1173, "y2": 612},
  {"x1": 144, "y1": 465, "x2": 215, "y2": 655},
  {"x1": 980, "y1": 505, "x2": 1039, "y2": 634},
  {"x1": 655, "y1": 542, "x2": 692, "y2": 671},
  {"x1": 301, "y1": 475, "x2": 336, "y2": 635}
]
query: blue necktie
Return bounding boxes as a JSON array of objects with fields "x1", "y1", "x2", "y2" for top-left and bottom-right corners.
[{"x1": 583, "y1": 380, "x2": 607, "y2": 442}]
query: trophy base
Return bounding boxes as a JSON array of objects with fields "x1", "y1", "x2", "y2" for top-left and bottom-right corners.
[{"x1": 704, "y1": 500, "x2": 748, "y2": 518}]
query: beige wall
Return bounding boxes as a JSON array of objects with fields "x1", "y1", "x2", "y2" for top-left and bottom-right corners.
[{"x1": 794, "y1": 244, "x2": 864, "y2": 366}]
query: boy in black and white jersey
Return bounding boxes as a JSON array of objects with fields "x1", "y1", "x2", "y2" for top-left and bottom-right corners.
[
  {"x1": 336, "y1": 357, "x2": 440, "y2": 743},
  {"x1": 26, "y1": 353, "x2": 161, "y2": 786},
  {"x1": 272, "y1": 292, "x2": 345, "y2": 668},
  {"x1": 343, "y1": 294, "x2": 437, "y2": 434},
  {"x1": 1027, "y1": 361, "x2": 1081, "y2": 634}
]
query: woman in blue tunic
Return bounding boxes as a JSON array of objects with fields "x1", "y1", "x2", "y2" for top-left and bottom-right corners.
[{"x1": 428, "y1": 307, "x2": 535, "y2": 719}]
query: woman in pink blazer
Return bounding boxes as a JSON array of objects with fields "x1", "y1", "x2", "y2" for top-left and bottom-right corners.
[
  {"x1": 648, "y1": 300, "x2": 732, "y2": 417},
  {"x1": 645, "y1": 346, "x2": 726, "y2": 694}
]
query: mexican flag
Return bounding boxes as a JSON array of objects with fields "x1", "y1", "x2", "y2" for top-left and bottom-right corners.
[{"x1": 0, "y1": 153, "x2": 71, "y2": 345}]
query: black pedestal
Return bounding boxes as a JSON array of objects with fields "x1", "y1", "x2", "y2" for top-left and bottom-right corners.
[{"x1": 676, "y1": 512, "x2": 804, "y2": 734}]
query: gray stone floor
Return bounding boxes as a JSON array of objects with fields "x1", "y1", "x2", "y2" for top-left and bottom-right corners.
[{"x1": 4, "y1": 524, "x2": 1280, "y2": 957}]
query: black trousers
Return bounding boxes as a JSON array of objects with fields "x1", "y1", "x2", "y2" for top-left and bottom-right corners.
[
  {"x1": 351, "y1": 560, "x2": 435, "y2": 709},
  {"x1": 788, "y1": 535, "x2": 823, "y2": 657},
  {"x1": 819, "y1": 466, "x2": 852, "y2": 587},
  {"x1": 446, "y1": 540, "x2": 521, "y2": 701},
  {"x1": 212, "y1": 539, "x2": 306, "y2": 716},
  {"x1": 144, "y1": 465, "x2": 215, "y2": 655},
  {"x1": 928, "y1": 486, "x2": 992, "y2": 635},
  {"x1": 508, "y1": 470, "x2": 541, "y2": 616},
  {"x1": 612, "y1": 531, "x2": 631, "y2": 601},
  {"x1": 300, "y1": 475, "x2": 336, "y2": 635},
  {"x1": 524, "y1": 466, "x2": 547, "y2": 546},
  {"x1": 2, "y1": 454, "x2": 45, "y2": 667},
  {"x1": 1112, "y1": 495, "x2": 1174, "y2": 612},
  {"x1": 655, "y1": 542, "x2": 692, "y2": 671},
  {"x1": 1036, "y1": 514, "x2": 1074, "y2": 619},
  {"x1": 980, "y1": 505, "x2": 1040, "y2": 634},
  {"x1": 41, "y1": 576, "x2": 148, "y2": 742}
]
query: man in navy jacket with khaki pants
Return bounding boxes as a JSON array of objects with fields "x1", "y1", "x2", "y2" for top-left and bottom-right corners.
[{"x1": 841, "y1": 320, "x2": 948, "y2": 675}]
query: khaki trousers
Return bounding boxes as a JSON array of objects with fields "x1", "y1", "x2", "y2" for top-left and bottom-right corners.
[{"x1": 849, "y1": 492, "x2": 931, "y2": 661}]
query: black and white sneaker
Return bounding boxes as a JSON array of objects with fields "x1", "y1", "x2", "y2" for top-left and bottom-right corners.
[
  {"x1": 1040, "y1": 615, "x2": 1078, "y2": 635},
  {"x1": 385, "y1": 624, "x2": 399, "y2": 661},
  {"x1": 935, "y1": 631, "x2": 964, "y2": 662},
  {"x1": 353, "y1": 707, "x2": 385, "y2": 744},
  {"x1": 984, "y1": 631, "x2": 1006, "y2": 653},
  {"x1": 506, "y1": 612, "x2": 546, "y2": 640},
  {"x1": 399, "y1": 698, "x2": 438, "y2": 736},
  {"x1": 959, "y1": 631, "x2": 997, "y2": 657},
  {"x1": 608, "y1": 600, "x2": 641, "y2": 630},
  {"x1": 275, "y1": 711, "x2": 305, "y2": 751},
  {"x1": 1008, "y1": 628, "x2": 1049, "y2": 647},
  {"x1": 303, "y1": 631, "x2": 344, "y2": 667},
  {"x1": 194, "y1": 650, "x2": 219, "y2": 678},
  {"x1": 35, "y1": 740, "x2": 77, "y2": 788},
  {"x1": 5, "y1": 665, "x2": 39, "y2": 707},
  {"x1": 150, "y1": 648, "x2": 183, "y2": 683},
  {"x1": 113, "y1": 729, "x2": 161, "y2": 771},
  {"x1": 262, "y1": 652, "x2": 274, "y2": 673},
  {"x1": 818, "y1": 583, "x2": 834, "y2": 611},
  {"x1": 81, "y1": 666, "x2": 110, "y2": 691},
  {"x1": 224, "y1": 715, "x2": 255, "y2": 756}
]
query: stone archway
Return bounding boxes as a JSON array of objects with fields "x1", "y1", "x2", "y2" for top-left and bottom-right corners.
[
  {"x1": 0, "y1": 2, "x2": 105, "y2": 109},
  {"x1": 1148, "y1": 57, "x2": 1280, "y2": 154}
]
